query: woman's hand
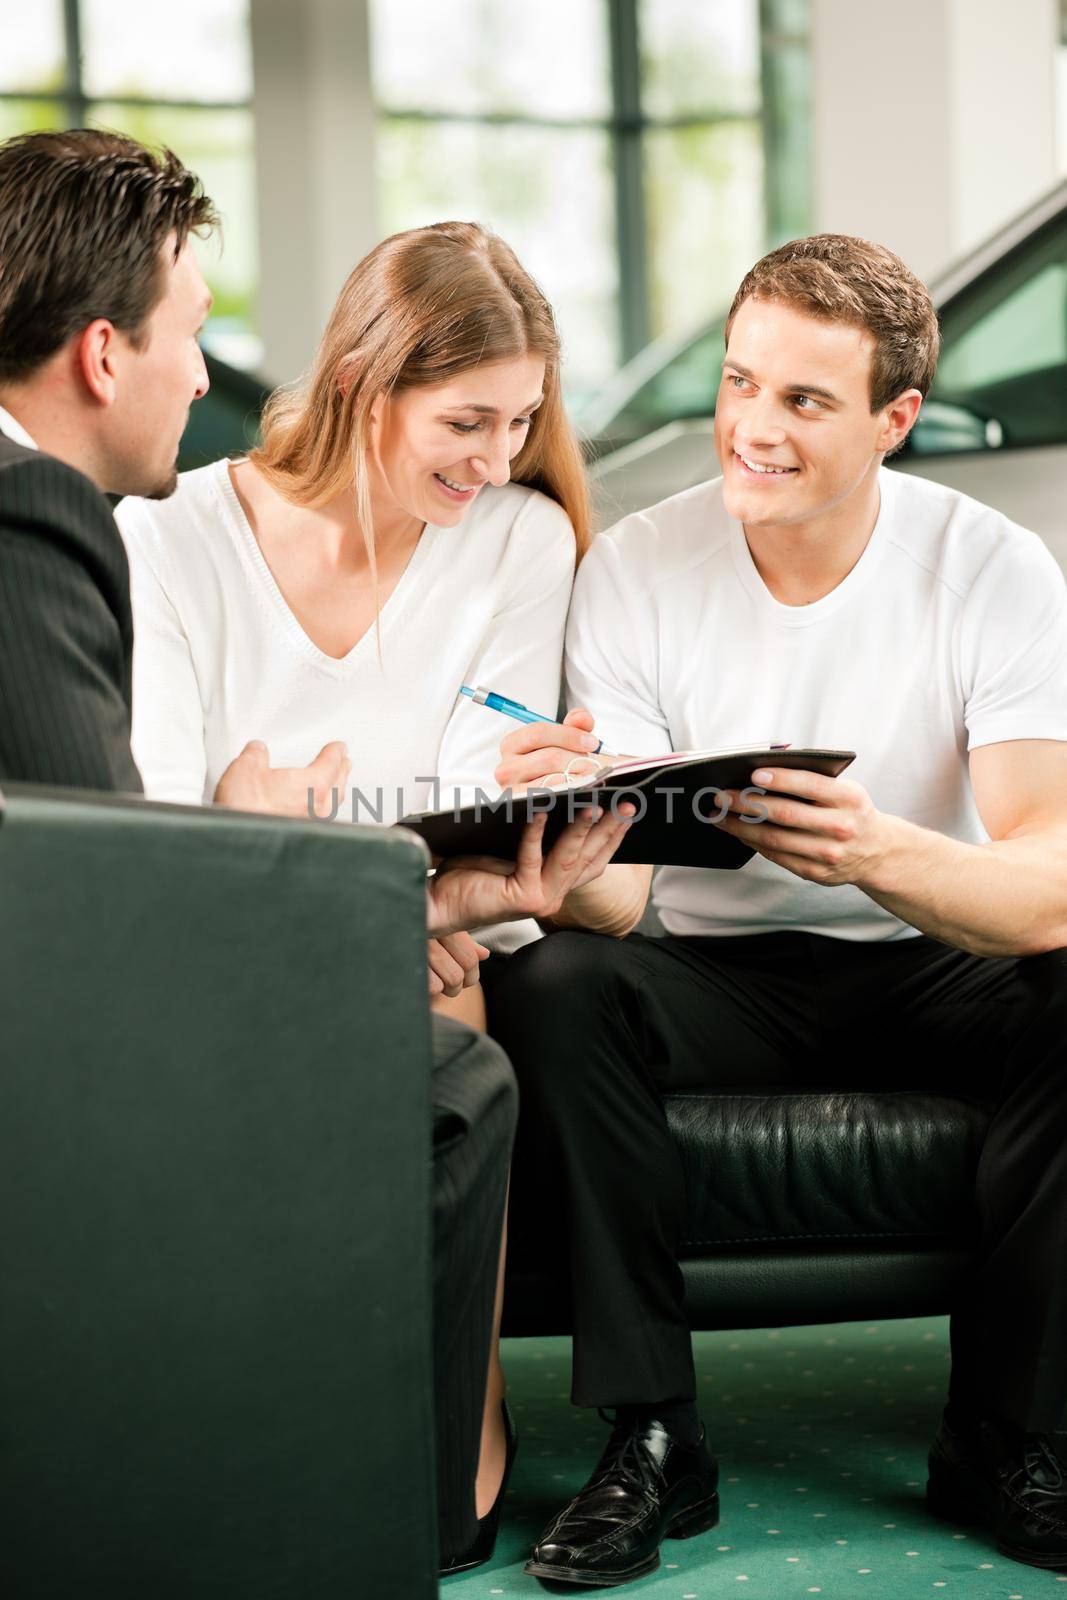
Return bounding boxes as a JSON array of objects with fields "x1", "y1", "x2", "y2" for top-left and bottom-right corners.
[
  {"x1": 213, "y1": 739, "x2": 351, "y2": 818},
  {"x1": 494, "y1": 707, "x2": 604, "y2": 790},
  {"x1": 426, "y1": 806, "x2": 635, "y2": 937},
  {"x1": 427, "y1": 932, "x2": 491, "y2": 998}
]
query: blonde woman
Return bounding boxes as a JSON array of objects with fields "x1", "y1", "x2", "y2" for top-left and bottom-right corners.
[
  {"x1": 119, "y1": 224, "x2": 593, "y2": 1007},
  {"x1": 117, "y1": 221, "x2": 593, "y2": 1571}
]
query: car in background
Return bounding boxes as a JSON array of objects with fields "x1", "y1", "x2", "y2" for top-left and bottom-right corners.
[
  {"x1": 579, "y1": 179, "x2": 1067, "y2": 569},
  {"x1": 177, "y1": 351, "x2": 270, "y2": 475}
]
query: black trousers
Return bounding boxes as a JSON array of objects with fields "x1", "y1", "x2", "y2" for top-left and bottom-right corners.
[
  {"x1": 488, "y1": 929, "x2": 1067, "y2": 1434},
  {"x1": 430, "y1": 1015, "x2": 517, "y2": 1563}
]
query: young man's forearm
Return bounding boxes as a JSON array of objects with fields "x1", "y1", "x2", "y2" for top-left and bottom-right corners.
[{"x1": 859, "y1": 816, "x2": 1067, "y2": 958}]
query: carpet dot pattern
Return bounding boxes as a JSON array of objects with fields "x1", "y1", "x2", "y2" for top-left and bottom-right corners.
[{"x1": 441, "y1": 1316, "x2": 1067, "y2": 1597}]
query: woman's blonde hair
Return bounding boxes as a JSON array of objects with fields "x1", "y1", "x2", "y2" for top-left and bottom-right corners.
[{"x1": 249, "y1": 221, "x2": 591, "y2": 592}]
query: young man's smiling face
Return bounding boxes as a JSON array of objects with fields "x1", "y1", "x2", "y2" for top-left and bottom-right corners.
[{"x1": 715, "y1": 295, "x2": 915, "y2": 532}]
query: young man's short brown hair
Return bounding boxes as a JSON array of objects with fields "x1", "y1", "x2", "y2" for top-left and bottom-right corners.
[
  {"x1": 0, "y1": 128, "x2": 219, "y2": 383},
  {"x1": 725, "y1": 234, "x2": 941, "y2": 411}
]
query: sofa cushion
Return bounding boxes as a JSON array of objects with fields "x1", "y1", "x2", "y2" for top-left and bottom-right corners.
[{"x1": 668, "y1": 1090, "x2": 991, "y2": 1253}]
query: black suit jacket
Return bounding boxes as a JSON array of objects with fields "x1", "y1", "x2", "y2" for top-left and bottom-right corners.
[{"x1": 0, "y1": 428, "x2": 143, "y2": 792}]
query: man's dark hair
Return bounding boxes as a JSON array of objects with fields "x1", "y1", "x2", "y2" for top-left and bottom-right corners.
[
  {"x1": 726, "y1": 234, "x2": 941, "y2": 411},
  {"x1": 0, "y1": 128, "x2": 219, "y2": 383}
]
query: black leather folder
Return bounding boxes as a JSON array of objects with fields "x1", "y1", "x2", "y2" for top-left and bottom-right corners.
[{"x1": 398, "y1": 746, "x2": 856, "y2": 868}]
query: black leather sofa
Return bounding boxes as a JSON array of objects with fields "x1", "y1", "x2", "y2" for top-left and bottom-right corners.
[
  {"x1": 504, "y1": 912, "x2": 990, "y2": 1335},
  {"x1": 506, "y1": 1086, "x2": 989, "y2": 1336}
]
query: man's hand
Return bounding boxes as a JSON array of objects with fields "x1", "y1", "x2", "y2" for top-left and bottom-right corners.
[
  {"x1": 427, "y1": 806, "x2": 635, "y2": 936},
  {"x1": 715, "y1": 766, "x2": 894, "y2": 885},
  {"x1": 717, "y1": 744, "x2": 1067, "y2": 960},
  {"x1": 427, "y1": 933, "x2": 490, "y2": 998},
  {"x1": 213, "y1": 739, "x2": 351, "y2": 818},
  {"x1": 495, "y1": 707, "x2": 605, "y2": 789}
]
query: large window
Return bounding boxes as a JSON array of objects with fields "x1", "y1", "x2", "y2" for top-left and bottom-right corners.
[
  {"x1": 0, "y1": 0, "x2": 260, "y2": 371},
  {"x1": 2, "y1": 2, "x2": 811, "y2": 399},
  {"x1": 369, "y1": 0, "x2": 810, "y2": 403}
]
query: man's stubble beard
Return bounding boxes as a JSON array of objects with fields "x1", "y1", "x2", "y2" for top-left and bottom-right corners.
[{"x1": 145, "y1": 463, "x2": 180, "y2": 500}]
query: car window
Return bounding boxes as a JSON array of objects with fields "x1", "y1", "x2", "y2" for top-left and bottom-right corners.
[
  {"x1": 908, "y1": 211, "x2": 1067, "y2": 456},
  {"x1": 602, "y1": 319, "x2": 725, "y2": 448}
]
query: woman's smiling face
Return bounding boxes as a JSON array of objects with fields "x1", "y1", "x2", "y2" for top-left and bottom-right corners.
[{"x1": 370, "y1": 353, "x2": 546, "y2": 526}]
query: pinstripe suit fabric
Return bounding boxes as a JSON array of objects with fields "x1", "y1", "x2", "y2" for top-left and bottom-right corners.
[
  {"x1": 431, "y1": 1015, "x2": 517, "y2": 1561},
  {"x1": 0, "y1": 429, "x2": 142, "y2": 792}
]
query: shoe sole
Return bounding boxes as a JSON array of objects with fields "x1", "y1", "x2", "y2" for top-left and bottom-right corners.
[
  {"x1": 523, "y1": 1491, "x2": 720, "y2": 1588},
  {"x1": 927, "y1": 1477, "x2": 1067, "y2": 1571}
]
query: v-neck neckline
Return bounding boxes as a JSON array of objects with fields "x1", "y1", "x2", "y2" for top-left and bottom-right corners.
[{"x1": 215, "y1": 459, "x2": 438, "y2": 674}]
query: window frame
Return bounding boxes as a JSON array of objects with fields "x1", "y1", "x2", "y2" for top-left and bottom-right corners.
[
  {"x1": 0, "y1": 0, "x2": 258, "y2": 366},
  {"x1": 0, "y1": 1, "x2": 252, "y2": 128},
  {"x1": 372, "y1": 0, "x2": 811, "y2": 372},
  {"x1": 5, "y1": 1, "x2": 814, "y2": 389}
]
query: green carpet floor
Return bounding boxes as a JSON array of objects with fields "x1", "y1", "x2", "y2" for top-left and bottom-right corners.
[{"x1": 443, "y1": 1316, "x2": 1067, "y2": 1599}]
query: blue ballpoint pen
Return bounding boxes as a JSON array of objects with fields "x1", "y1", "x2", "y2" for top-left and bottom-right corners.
[{"x1": 459, "y1": 684, "x2": 606, "y2": 755}]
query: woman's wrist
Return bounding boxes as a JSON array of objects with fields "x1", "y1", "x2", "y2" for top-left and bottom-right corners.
[{"x1": 549, "y1": 864, "x2": 650, "y2": 938}]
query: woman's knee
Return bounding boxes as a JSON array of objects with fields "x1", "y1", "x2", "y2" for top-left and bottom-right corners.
[{"x1": 432, "y1": 979, "x2": 487, "y2": 1032}]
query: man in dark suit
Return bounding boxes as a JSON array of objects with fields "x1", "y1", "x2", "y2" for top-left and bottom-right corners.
[
  {"x1": 0, "y1": 131, "x2": 216, "y2": 792},
  {"x1": 0, "y1": 127, "x2": 632, "y2": 1576},
  {"x1": 0, "y1": 426, "x2": 143, "y2": 790}
]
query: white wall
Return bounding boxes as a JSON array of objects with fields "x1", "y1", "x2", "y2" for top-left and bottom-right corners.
[
  {"x1": 810, "y1": 0, "x2": 1059, "y2": 281},
  {"x1": 249, "y1": 0, "x2": 378, "y2": 385}
]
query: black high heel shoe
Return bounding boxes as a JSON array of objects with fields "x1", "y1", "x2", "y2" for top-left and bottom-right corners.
[{"x1": 440, "y1": 1398, "x2": 518, "y2": 1576}]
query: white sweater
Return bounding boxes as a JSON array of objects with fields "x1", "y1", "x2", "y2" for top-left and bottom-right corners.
[{"x1": 116, "y1": 459, "x2": 576, "y2": 822}]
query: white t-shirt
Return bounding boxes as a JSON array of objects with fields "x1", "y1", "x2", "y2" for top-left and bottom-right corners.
[
  {"x1": 117, "y1": 459, "x2": 576, "y2": 822},
  {"x1": 565, "y1": 467, "x2": 1067, "y2": 942}
]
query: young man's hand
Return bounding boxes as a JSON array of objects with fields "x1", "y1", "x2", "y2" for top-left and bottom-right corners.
[
  {"x1": 427, "y1": 806, "x2": 635, "y2": 937},
  {"x1": 213, "y1": 739, "x2": 350, "y2": 818},
  {"x1": 715, "y1": 766, "x2": 892, "y2": 885}
]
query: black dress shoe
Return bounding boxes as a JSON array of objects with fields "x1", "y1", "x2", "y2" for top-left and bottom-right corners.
[
  {"x1": 927, "y1": 1408, "x2": 1067, "y2": 1568},
  {"x1": 525, "y1": 1416, "x2": 719, "y2": 1588},
  {"x1": 440, "y1": 1398, "x2": 518, "y2": 1577}
]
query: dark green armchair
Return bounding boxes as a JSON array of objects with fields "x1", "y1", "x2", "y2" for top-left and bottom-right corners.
[{"x1": 0, "y1": 785, "x2": 437, "y2": 1599}]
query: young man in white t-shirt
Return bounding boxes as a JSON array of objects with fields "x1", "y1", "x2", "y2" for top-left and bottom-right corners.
[{"x1": 488, "y1": 235, "x2": 1067, "y2": 1587}]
